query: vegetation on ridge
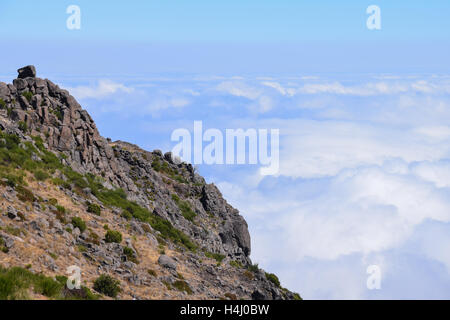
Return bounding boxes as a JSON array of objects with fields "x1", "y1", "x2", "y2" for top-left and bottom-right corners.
[{"x1": 0, "y1": 129, "x2": 197, "y2": 252}]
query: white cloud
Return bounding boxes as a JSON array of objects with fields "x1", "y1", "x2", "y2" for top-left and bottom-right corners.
[
  {"x1": 211, "y1": 84, "x2": 450, "y2": 298},
  {"x1": 218, "y1": 159, "x2": 450, "y2": 298},
  {"x1": 414, "y1": 126, "x2": 450, "y2": 140},
  {"x1": 411, "y1": 161, "x2": 450, "y2": 188},
  {"x1": 216, "y1": 81, "x2": 277, "y2": 113},
  {"x1": 410, "y1": 222, "x2": 450, "y2": 273},
  {"x1": 272, "y1": 119, "x2": 449, "y2": 179},
  {"x1": 216, "y1": 81, "x2": 262, "y2": 100},
  {"x1": 261, "y1": 81, "x2": 290, "y2": 96},
  {"x1": 297, "y1": 80, "x2": 450, "y2": 96},
  {"x1": 66, "y1": 80, "x2": 134, "y2": 100},
  {"x1": 146, "y1": 96, "x2": 191, "y2": 113}
]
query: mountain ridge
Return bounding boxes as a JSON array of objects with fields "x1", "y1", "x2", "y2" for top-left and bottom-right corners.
[{"x1": 0, "y1": 65, "x2": 301, "y2": 300}]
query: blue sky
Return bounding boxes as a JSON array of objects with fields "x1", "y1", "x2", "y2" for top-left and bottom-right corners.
[
  {"x1": 1, "y1": 1, "x2": 450, "y2": 74},
  {"x1": 1, "y1": 1, "x2": 450, "y2": 299}
]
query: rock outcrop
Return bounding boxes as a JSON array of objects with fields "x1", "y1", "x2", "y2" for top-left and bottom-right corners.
[{"x1": 17, "y1": 65, "x2": 36, "y2": 79}]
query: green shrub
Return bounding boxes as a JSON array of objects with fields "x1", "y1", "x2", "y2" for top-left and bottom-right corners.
[
  {"x1": 0, "y1": 266, "x2": 63, "y2": 300},
  {"x1": 87, "y1": 231, "x2": 100, "y2": 245},
  {"x1": 248, "y1": 263, "x2": 259, "y2": 273},
  {"x1": 150, "y1": 216, "x2": 197, "y2": 251},
  {"x1": 33, "y1": 170, "x2": 49, "y2": 181},
  {"x1": 51, "y1": 108, "x2": 63, "y2": 121},
  {"x1": 56, "y1": 275, "x2": 69, "y2": 286},
  {"x1": 105, "y1": 230, "x2": 122, "y2": 243},
  {"x1": 176, "y1": 272, "x2": 184, "y2": 280},
  {"x1": 171, "y1": 194, "x2": 196, "y2": 222},
  {"x1": 16, "y1": 186, "x2": 35, "y2": 202},
  {"x1": 52, "y1": 205, "x2": 66, "y2": 224},
  {"x1": 265, "y1": 272, "x2": 281, "y2": 287},
  {"x1": 151, "y1": 158, "x2": 162, "y2": 172},
  {"x1": 121, "y1": 211, "x2": 132, "y2": 220},
  {"x1": 21, "y1": 91, "x2": 33, "y2": 103},
  {"x1": 152, "y1": 158, "x2": 187, "y2": 183},
  {"x1": 77, "y1": 244, "x2": 87, "y2": 252},
  {"x1": 205, "y1": 252, "x2": 226, "y2": 264},
  {"x1": 93, "y1": 274, "x2": 121, "y2": 298},
  {"x1": 55, "y1": 205, "x2": 66, "y2": 214},
  {"x1": 71, "y1": 217, "x2": 87, "y2": 233},
  {"x1": 230, "y1": 260, "x2": 243, "y2": 268},
  {"x1": 18, "y1": 121, "x2": 27, "y2": 133},
  {"x1": 123, "y1": 247, "x2": 138, "y2": 264},
  {"x1": 48, "y1": 252, "x2": 58, "y2": 260},
  {"x1": 172, "y1": 280, "x2": 192, "y2": 295},
  {"x1": 293, "y1": 292, "x2": 302, "y2": 300},
  {"x1": 0, "y1": 238, "x2": 8, "y2": 253},
  {"x1": 0, "y1": 98, "x2": 6, "y2": 109},
  {"x1": 34, "y1": 275, "x2": 62, "y2": 297},
  {"x1": 87, "y1": 203, "x2": 101, "y2": 215},
  {"x1": 51, "y1": 177, "x2": 65, "y2": 186}
]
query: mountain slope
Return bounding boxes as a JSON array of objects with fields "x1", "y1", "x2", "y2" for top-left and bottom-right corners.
[{"x1": 0, "y1": 65, "x2": 300, "y2": 300}]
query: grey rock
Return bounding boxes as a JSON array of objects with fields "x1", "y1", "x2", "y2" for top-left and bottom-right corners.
[
  {"x1": 29, "y1": 220, "x2": 41, "y2": 231},
  {"x1": 158, "y1": 255, "x2": 177, "y2": 271},
  {"x1": 123, "y1": 261, "x2": 136, "y2": 269},
  {"x1": 127, "y1": 274, "x2": 144, "y2": 285},
  {"x1": 13, "y1": 78, "x2": 28, "y2": 90},
  {"x1": 72, "y1": 227, "x2": 81, "y2": 238},
  {"x1": 17, "y1": 65, "x2": 36, "y2": 79},
  {"x1": 251, "y1": 289, "x2": 272, "y2": 300},
  {"x1": 129, "y1": 221, "x2": 144, "y2": 235},
  {"x1": 32, "y1": 201, "x2": 41, "y2": 210},
  {"x1": 7, "y1": 206, "x2": 17, "y2": 219},
  {"x1": 164, "y1": 152, "x2": 174, "y2": 164},
  {"x1": 0, "y1": 234, "x2": 15, "y2": 249}
]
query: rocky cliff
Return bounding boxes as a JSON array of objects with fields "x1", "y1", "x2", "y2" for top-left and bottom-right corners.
[{"x1": 0, "y1": 66, "x2": 300, "y2": 300}]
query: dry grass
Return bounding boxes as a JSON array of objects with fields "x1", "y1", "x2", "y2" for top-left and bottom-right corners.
[{"x1": 0, "y1": 173, "x2": 255, "y2": 300}]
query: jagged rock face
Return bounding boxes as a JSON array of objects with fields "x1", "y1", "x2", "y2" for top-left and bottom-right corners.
[
  {"x1": 201, "y1": 184, "x2": 251, "y2": 256},
  {"x1": 0, "y1": 66, "x2": 252, "y2": 264},
  {"x1": 5, "y1": 75, "x2": 119, "y2": 183}
]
